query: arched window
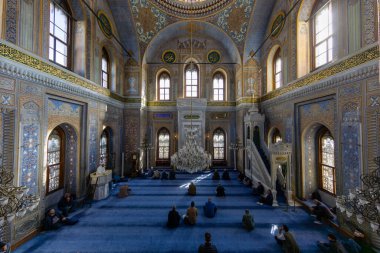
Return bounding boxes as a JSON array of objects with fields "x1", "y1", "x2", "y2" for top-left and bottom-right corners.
[
  {"x1": 49, "y1": 1, "x2": 71, "y2": 68},
  {"x1": 47, "y1": 127, "x2": 64, "y2": 193},
  {"x1": 159, "y1": 72, "x2": 170, "y2": 101},
  {"x1": 273, "y1": 49, "x2": 282, "y2": 89},
  {"x1": 318, "y1": 129, "x2": 335, "y2": 194},
  {"x1": 100, "y1": 130, "x2": 109, "y2": 167},
  {"x1": 157, "y1": 128, "x2": 170, "y2": 160},
  {"x1": 185, "y1": 64, "x2": 199, "y2": 98},
  {"x1": 213, "y1": 72, "x2": 224, "y2": 101},
  {"x1": 213, "y1": 128, "x2": 225, "y2": 160},
  {"x1": 101, "y1": 48, "x2": 110, "y2": 89},
  {"x1": 272, "y1": 128, "x2": 282, "y2": 144},
  {"x1": 313, "y1": 1, "x2": 333, "y2": 68}
]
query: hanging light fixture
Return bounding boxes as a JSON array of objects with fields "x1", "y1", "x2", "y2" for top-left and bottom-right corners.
[{"x1": 171, "y1": 2, "x2": 212, "y2": 173}]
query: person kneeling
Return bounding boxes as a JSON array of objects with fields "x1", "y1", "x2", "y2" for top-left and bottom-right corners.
[
  {"x1": 58, "y1": 193, "x2": 76, "y2": 217},
  {"x1": 215, "y1": 184, "x2": 225, "y2": 197},
  {"x1": 167, "y1": 205, "x2": 180, "y2": 228},
  {"x1": 257, "y1": 189, "x2": 273, "y2": 206},
  {"x1": 242, "y1": 209, "x2": 255, "y2": 231},
  {"x1": 203, "y1": 198, "x2": 217, "y2": 218},
  {"x1": 45, "y1": 208, "x2": 78, "y2": 230},
  {"x1": 188, "y1": 182, "x2": 196, "y2": 196},
  {"x1": 212, "y1": 170, "x2": 220, "y2": 180}
]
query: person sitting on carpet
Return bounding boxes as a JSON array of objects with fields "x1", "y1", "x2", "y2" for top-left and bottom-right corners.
[
  {"x1": 44, "y1": 208, "x2": 78, "y2": 230},
  {"x1": 203, "y1": 198, "x2": 217, "y2": 218},
  {"x1": 215, "y1": 183, "x2": 225, "y2": 197},
  {"x1": 252, "y1": 181, "x2": 265, "y2": 196},
  {"x1": 145, "y1": 168, "x2": 154, "y2": 177},
  {"x1": 242, "y1": 209, "x2": 255, "y2": 231},
  {"x1": 167, "y1": 205, "x2": 181, "y2": 228},
  {"x1": 183, "y1": 201, "x2": 198, "y2": 225},
  {"x1": 243, "y1": 177, "x2": 252, "y2": 187},
  {"x1": 317, "y1": 233, "x2": 347, "y2": 253},
  {"x1": 212, "y1": 169, "x2": 220, "y2": 180},
  {"x1": 238, "y1": 172, "x2": 245, "y2": 181},
  {"x1": 222, "y1": 169, "x2": 230, "y2": 180},
  {"x1": 311, "y1": 190, "x2": 322, "y2": 202},
  {"x1": 58, "y1": 192, "x2": 76, "y2": 217},
  {"x1": 275, "y1": 224, "x2": 300, "y2": 253},
  {"x1": 161, "y1": 170, "x2": 168, "y2": 180},
  {"x1": 188, "y1": 182, "x2": 196, "y2": 196},
  {"x1": 152, "y1": 170, "x2": 160, "y2": 179},
  {"x1": 198, "y1": 232, "x2": 218, "y2": 253},
  {"x1": 169, "y1": 170, "x2": 176, "y2": 180},
  {"x1": 311, "y1": 199, "x2": 335, "y2": 224},
  {"x1": 257, "y1": 189, "x2": 273, "y2": 206},
  {"x1": 0, "y1": 241, "x2": 10, "y2": 253}
]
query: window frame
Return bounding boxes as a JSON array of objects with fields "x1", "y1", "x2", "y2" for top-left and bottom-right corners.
[
  {"x1": 100, "y1": 130, "x2": 110, "y2": 167},
  {"x1": 212, "y1": 128, "x2": 226, "y2": 161},
  {"x1": 46, "y1": 127, "x2": 65, "y2": 195},
  {"x1": 49, "y1": 1, "x2": 72, "y2": 69},
  {"x1": 212, "y1": 72, "x2": 225, "y2": 101},
  {"x1": 101, "y1": 48, "x2": 110, "y2": 89},
  {"x1": 158, "y1": 72, "x2": 171, "y2": 101},
  {"x1": 184, "y1": 63, "x2": 199, "y2": 98},
  {"x1": 318, "y1": 128, "x2": 336, "y2": 195},
  {"x1": 273, "y1": 49, "x2": 282, "y2": 90},
  {"x1": 312, "y1": 1, "x2": 333, "y2": 69},
  {"x1": 157, "y1": 128, "x2": 170, "y2": 163}
]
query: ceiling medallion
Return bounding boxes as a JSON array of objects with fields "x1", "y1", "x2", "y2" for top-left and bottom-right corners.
[
  {"x1": 162, "y1": 50, "x2": 176, "y2": 64},
  {"x1": 151, "y1": 0, "x2": 232, "y2": 18},
  {"x1": 97, "y1": 10, "x2": 113, "y2": 39},
  {"x1": 207, "y1": 50, "x2": 221, "y2": 63},
  {"x1": 270, "y1": 11, "x2": 285, "y2": 39}
]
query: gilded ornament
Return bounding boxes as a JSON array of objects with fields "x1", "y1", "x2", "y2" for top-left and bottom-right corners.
[
  {"x1": 162, "y1": 50, "x2": 176, "y2": 64},
  {"x1": 97, "y1": 10, "x2": 113, "y2": 39},
  {"x1": 271, "y1": 12, "x2": 285, "y2": 38},
  {"x1": 207, "y1": 50, "x2": 221, "y2": 63}
]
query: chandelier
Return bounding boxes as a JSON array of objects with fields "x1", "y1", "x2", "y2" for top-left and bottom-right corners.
[
  {"x1": 336, "y1": 157, "x2": 380, "y2": 234},
  {"x1": 171, "y1": 127, "x2": 211, "y2": 173},
  {"x1": 0, "y1": 165, "x2": 40, "y2": 230}
]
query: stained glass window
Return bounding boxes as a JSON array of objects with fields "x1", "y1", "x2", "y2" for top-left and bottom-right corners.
[
  {"x1": 273, "y1": 49, "x2": 282, "y2": 89},
  {"x1": 314, "y1": 2, "x2": 333, "y2": 68},
  {"x1": 185, "y1": 64, "x2": 198, "y2": 97},
  {"x1": 213, "y1": 72, "x2": 224, "y2": 101},
  {"x1": 159, "y1": 72, "x2": 170, "y2": 101},
  {"x1": 320, "y1": 131, "x2": 335, "y2": 194},
  {"x1": 213, "y1": 128, "x2": 225, "y2": 160},
  {"x1": 47, "y1": 129, "x2": 63, "y2": 193},
  {"x1": 49, "y1": 1, "x2": 69, "y2": 67},
  {"x1": 102, "y1": 48, "x2": 109, "y2": 89},
  {"x1": 158, "y1": 128, "x2": 170, "y2": 159},
  {"x1": 100, "y1": 130, "x2": 109, "y2": 166}
]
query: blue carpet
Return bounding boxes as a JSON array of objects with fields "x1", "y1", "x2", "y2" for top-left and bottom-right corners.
[{"x1": 14, "y1": 172, "x2": 337, "y2": 253}]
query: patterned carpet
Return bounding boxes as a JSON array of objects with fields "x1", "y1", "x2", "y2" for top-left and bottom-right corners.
[{"x1": 14, "y1": 171, "x2": 336, "y2": 253}]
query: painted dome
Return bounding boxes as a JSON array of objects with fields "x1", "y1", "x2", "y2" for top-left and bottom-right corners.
[{"x1": 150, "y1": 0, "x2": 233, "y2": 18}]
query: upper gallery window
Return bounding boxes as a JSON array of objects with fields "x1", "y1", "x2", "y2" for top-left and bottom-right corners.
[
  {"x1": 159, "y1": 72, "x2": 171, "y2": 101},
  {"x1": 213, "y1": 72, "x2": 225, "y2": 101},
  {"x1": 47, "y1": 128, "x2": 64, "y2": 193},
  {"x1": 157, "y1": 128, "x2": 170, "y2": 160},
  {"x1": 314, "y1": 2, "x2": 333, "y2": 68},
  {"x1": 102, "y1": 48, "x2": 110, "y2": 89},
  {"x1": 49, "y1": 1, "x2": 70, "y2": 68},
  {"x1": 185, "y1": 64, "x2": 199, "y2": 98},
  {"x1": 319, "y1": 129, "x2": 335, "y2": 194},
  {"x1": 273, "y1": 49, "x2": 282, "y2": 89}
]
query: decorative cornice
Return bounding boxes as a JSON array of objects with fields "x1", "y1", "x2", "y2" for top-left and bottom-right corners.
[
  {"x1": 207, "y1": 101, "x2": 236, "y2": 107},
  {"x1": 236, "y1": 97, "x2": 260, "y2": 105},
  {"x1": 147, "y1": 101, "x2": 177, "y2": 107},
  {"x1": 261, "y1": 45, "x2": 379, "y2": 102}
]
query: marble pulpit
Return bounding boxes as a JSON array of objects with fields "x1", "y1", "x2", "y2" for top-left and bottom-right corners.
[{"x1": 90, "y1": 167, "x2": 112, "y2": 200}]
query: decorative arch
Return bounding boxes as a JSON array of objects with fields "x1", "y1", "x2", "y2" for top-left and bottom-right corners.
[
  {"x1": 100, "y1": 126, "x2": 113, "y2": 170},
  {"x1": 156, "y1": 69, "x2": 171, "y2": 101},
  {"x1": 46, "y1": 123, "x2": 78, "y2": 195},
  {"x1": 268, "y1": 127, "x2": 282, "y2": 144},
  {"x1": 300, "y1": 122, "x2": 335, "y2": 202},
  {"x1": 212, "y1": 128, "x2": 226, "y2": 165},
  {"x1": 156, "y1": 127, "x2": 170, "y2": 166},
  {"x1": 266, "y1": 44, "x2": 281, "y2": 93}
]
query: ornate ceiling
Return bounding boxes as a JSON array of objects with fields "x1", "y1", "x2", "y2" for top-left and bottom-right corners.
[{"x1": 108, "y1": 0, "x2": 277, "y2": 63}]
